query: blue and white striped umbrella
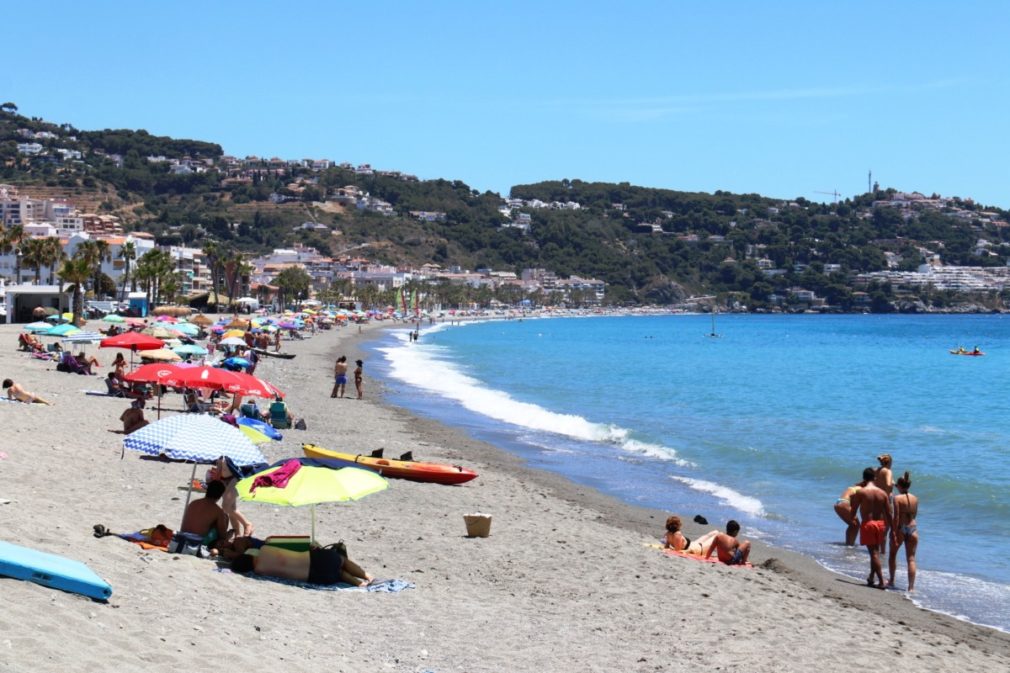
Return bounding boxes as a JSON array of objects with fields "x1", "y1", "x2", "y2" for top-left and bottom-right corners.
[
  {"x1": 123, "y1": 414, "x2": 266, "y2": 466},
  {"x1": 61, "y1": 332, "x2": 104, "y2": 344}
]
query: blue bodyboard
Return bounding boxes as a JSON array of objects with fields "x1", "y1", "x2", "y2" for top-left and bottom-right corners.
[{"x1": 0, "y1": 540, "x2": 113, "y2": 601}]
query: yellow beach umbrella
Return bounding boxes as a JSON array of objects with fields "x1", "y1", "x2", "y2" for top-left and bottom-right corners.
[
  {"x1": 237, "y1": 463, "x2": 388, "y2": 542},
  {"x1": 223, "y1": 329, "x2": 246, "y2": 339},
  {"x1": 138, "y1": 348, "x2": 182, "y2": 362}
]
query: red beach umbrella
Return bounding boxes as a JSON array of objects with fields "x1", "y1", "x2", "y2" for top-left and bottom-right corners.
[
  {"x1": 100, "y1": 332, "x2": 166, "y2": 351},
  {"x1": 100, "y1": 332, "x2": 167, "y2": 367},
  {"x1": 124, "y1": 363, "x2": 186, "y2": 387},
  {"x1": 227, "y1": 372, "x2": 285, "y2": 399}
]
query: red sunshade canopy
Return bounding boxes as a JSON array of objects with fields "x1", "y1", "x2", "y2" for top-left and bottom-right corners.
[{"x1": 100, "y1": 332, "x2": 166, "y2": 351}]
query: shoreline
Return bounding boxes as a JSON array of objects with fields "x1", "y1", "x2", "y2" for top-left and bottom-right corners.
[
  {"x1": 344, "y1": 320, "x2": 1010, "y2": 651},
  {"x1": 0, "y1": 319, "x2": 1008, "y2": 672}
]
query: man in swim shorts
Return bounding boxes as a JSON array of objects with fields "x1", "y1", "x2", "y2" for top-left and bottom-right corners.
[
  {"x1": 849, "y1": 467, "x2": 889, "y2": 589},
  {"x1": 331, "y1": 356, "x2": 348, "y2": 398},
  {"x1": 706, "y1": 520, "x2": 751, "y2": 565}
]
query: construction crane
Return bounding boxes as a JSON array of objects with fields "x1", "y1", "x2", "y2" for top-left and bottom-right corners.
[{"x1": 814, "y1": 190, "x2": 842, "y2": 204}]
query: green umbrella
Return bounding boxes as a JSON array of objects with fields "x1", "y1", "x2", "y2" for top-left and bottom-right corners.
[
  {"x1": 237, "y1": 463, "x2": 388, "y2": 542},
  {"x1": 102, "y1": 314, "x2": 126, "y2": 323}
]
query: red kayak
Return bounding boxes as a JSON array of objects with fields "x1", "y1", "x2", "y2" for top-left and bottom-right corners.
[{"x1": 303, "y1": 443, "x2": 478, "y2": 485}]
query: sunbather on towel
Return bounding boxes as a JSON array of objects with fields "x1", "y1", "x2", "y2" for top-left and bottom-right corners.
[
  {"x1": 230, "y1": 543, "x2": 373, "y2": 586},
  {"x1": 3, "y1": 379, "x2": 52, "y2": 405}
]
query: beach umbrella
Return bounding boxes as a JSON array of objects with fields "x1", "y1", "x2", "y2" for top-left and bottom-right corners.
[
  {"x1": 124, "y1": 363, "x2": 186, "y2": 387},
  {"x1": 125, "y1": 318, "x2": 147, "y2": 327},
  {"x1": 236, "y1": 461, "x2": 387, "y2": 542},
  {"x1": 191, "y1": 314, "x2": 213, "y2": 327},
  {"x1": 222, "y1": 356, "x2": 251, "y2": 369},
  {"x1": 124, "y1": 414, "x2": 267, "y2": 529},
  {"x1": 219, "y1": 336, "x2": 247, "y2": 347},
  {"x1": 222, "y1": 329, "x2": 246, "y2": 339},
  {"x1": 172, "y1": 343, "x2": 208, "y2": 357},
  {"x1": 102, "y1": 314, "x2": 126, "y2": 323},
  {"x1": 44, "y1": 314, "x2": 66, "y2": 323},
  {"x1": 101, "y1": 331, "x2": 166, "y2": 367},
  {"x1": 60, "y1": 331, "x2": 103, "y2": 345},
  {"x1": 24, "y1": 321, "x2": 53, "y2": 332},
  {"x1": 139, "y1": 348, "x2": 182, "y2": 362},
  {"x1": 100, "y1": 332, "x2": 166, "y2": 350},
  {"x1": 43, "y1": 323, "x2": 81, "y2": 337},
  {"x1": 125, "y1": 414, "x2": 265, "y2": 465},
  {"x1": 143, "y1": 326, "x2": 181, "y2": 339},
  {"x1": 173, "y1": 323, "x2": 200, "y2": 337}
]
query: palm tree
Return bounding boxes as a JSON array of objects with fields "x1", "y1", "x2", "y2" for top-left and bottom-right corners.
[
  {"x1": 43, "y1": 237, "x2": 65, "y2": 285},
  {"x1": 4, "y1": 224, "x2": 25, "y2": 283},
  {"x1": 20, "y1": 238, "x2": 47, "y2": 284},
  {"x1": 224, "y1": 252, "x2": 252, "y2": 310},
  {"x1": 58, "y1": 256, "x2": 92, "y2": 325},
  {"x1": 201, "y1": 241, "x2": 221, "y2": 311},
  {"x1": 118, "y1": 240, "x2": 136, "y2": 301}
]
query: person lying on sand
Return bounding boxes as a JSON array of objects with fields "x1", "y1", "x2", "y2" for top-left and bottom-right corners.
[
  {"x1": 180, "y1": 480, "x2": 231, "y2": 549},
  {"x1": 3, "y1": 379, "x2": 52, "y2": 405},
  {"x1": 663, "y1": 515, "x2": 720, "y2": 556},
  {"x1": 230, "y1": 542, "x2": 373, "y2": 587},
  {"x1": 705, "y1": 520, "x2": 751, "y2": 565}
]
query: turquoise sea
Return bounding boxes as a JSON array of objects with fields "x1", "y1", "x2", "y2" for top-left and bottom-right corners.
[{"x1": 366, "y1": 314, "x2": 1010, "y2": 632}]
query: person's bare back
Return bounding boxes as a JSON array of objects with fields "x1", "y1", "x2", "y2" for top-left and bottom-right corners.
[
  {"x1": 180, "y1": 482, "x2": 229, "y2": 541},
  {"x1": 850, "y1": 467, "x2": 890, "y2": 587}
]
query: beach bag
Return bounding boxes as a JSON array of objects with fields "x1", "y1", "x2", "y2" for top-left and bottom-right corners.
[
  {"x1": 294, "y1": 418, "x2": 307, "y2": 430},
  {"x1": 167, "y1": 532, "x2": 208, "y2": 557}
]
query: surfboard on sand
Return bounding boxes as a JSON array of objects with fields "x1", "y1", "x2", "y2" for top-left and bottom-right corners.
[{"x1": 0, "y1": 540, "x2": 113, "y2": 600}]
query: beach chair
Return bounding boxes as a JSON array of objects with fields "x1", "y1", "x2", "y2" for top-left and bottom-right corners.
[{"x1": 269, "y1": 400, "x2": 291, "y2": 429}]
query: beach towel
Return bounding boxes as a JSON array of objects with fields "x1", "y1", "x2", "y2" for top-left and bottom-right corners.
[
  {"x1": 218, "y1": 569, "x2": 414, "y2": 592},
  {"x1": 250, "y1": 458, "x2": 301, "y2": 492},
  {"x1": 106, "y1": 525, "x2": 175, "y2": 551},
  {"x1": 663, "y1": 548, "x2": 753, "y2": 568}
]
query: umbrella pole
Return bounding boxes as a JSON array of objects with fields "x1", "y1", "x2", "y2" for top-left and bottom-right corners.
[
  {"x1": 157, "y1": 385, "x2": 163, "y2": 420},
  {"x1": 179, "y1": 463, "x2": 197, "y2": 532},
  {"x1": 311, "y1": 503, "x2": 316, "y2": 546}
]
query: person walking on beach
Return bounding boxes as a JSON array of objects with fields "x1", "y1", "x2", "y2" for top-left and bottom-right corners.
[
  {"x1": 849, "y1": 467, "x2": 889, "y2": 589},
  {"x1": 834, "y1": 472, "x2": 870, "y2": 546},
  {"x1": 354, "y1": 359, "x2": 364, "y2": 399},
  {"x1": 888, "y1": 471, "x2": 918, "y2": 591},
  {"x1": 705, "y1": 520, "x2": 751, "y2": 565},
  {"x1": 331, "y1": 356, "x2": 348, "y2": 398}
]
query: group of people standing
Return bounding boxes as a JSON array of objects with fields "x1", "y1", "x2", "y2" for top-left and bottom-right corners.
[
  {"x1": 834, "y1": 453, "x2": 919, "y2": 591},
  {"x1": 330, "y1": 355, "x2": 364, "y2": 399}
]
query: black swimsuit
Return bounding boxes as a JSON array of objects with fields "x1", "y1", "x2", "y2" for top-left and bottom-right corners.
[{"x1": 307, "y1": 546, "x2": 346, "y2": 585}]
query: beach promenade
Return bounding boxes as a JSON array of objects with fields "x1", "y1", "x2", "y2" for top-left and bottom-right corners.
[{"x1": 0, "y1": 319, "x2": 1008, "y2": 673}]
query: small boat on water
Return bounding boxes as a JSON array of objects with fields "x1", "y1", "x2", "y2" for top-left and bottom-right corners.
[{"x1": 950, "y1": 347, "x2": 984, "y2": 356}]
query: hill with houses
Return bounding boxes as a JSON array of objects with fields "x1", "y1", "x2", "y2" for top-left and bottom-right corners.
[{"x1": 2, "y1": 102, "x2": 1010, "y2": 312}]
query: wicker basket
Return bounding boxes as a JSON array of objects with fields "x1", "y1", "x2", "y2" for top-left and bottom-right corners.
[{"x1": 464, "y1": 513, "x2": 492, "y2": 538}]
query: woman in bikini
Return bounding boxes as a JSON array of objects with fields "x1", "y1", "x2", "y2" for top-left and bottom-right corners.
[
  {"x1": 663, "y1": 515, "x2": 719, "y2": 556},
  {"x1": 834, "y1": 473, "x2": 869, "y2": 546},
  {"x1": 887, "y1": 471, "x2": 918, "y2": 591}
]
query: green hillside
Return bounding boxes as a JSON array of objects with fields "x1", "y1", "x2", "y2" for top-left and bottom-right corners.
[{"x1": 3, "y1": 104, "x2": 1010, "y2": 310}]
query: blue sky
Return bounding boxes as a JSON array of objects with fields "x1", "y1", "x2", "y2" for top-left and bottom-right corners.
[{"x1": 5, "y1": 1, "x2": 1010, "y2": 206}]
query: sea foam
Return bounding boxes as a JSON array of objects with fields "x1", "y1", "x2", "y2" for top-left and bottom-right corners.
[
  {"x1": 379, "y1": 328, "x2": 690, "y2": 465},
  {"x1": 670, "y1": 476, "x2": 766, "y2": 517}
]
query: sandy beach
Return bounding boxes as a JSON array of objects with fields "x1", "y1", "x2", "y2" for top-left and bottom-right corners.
[{"x1": 1, "y1": 319, "x2": 1009, "y2": 673}]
